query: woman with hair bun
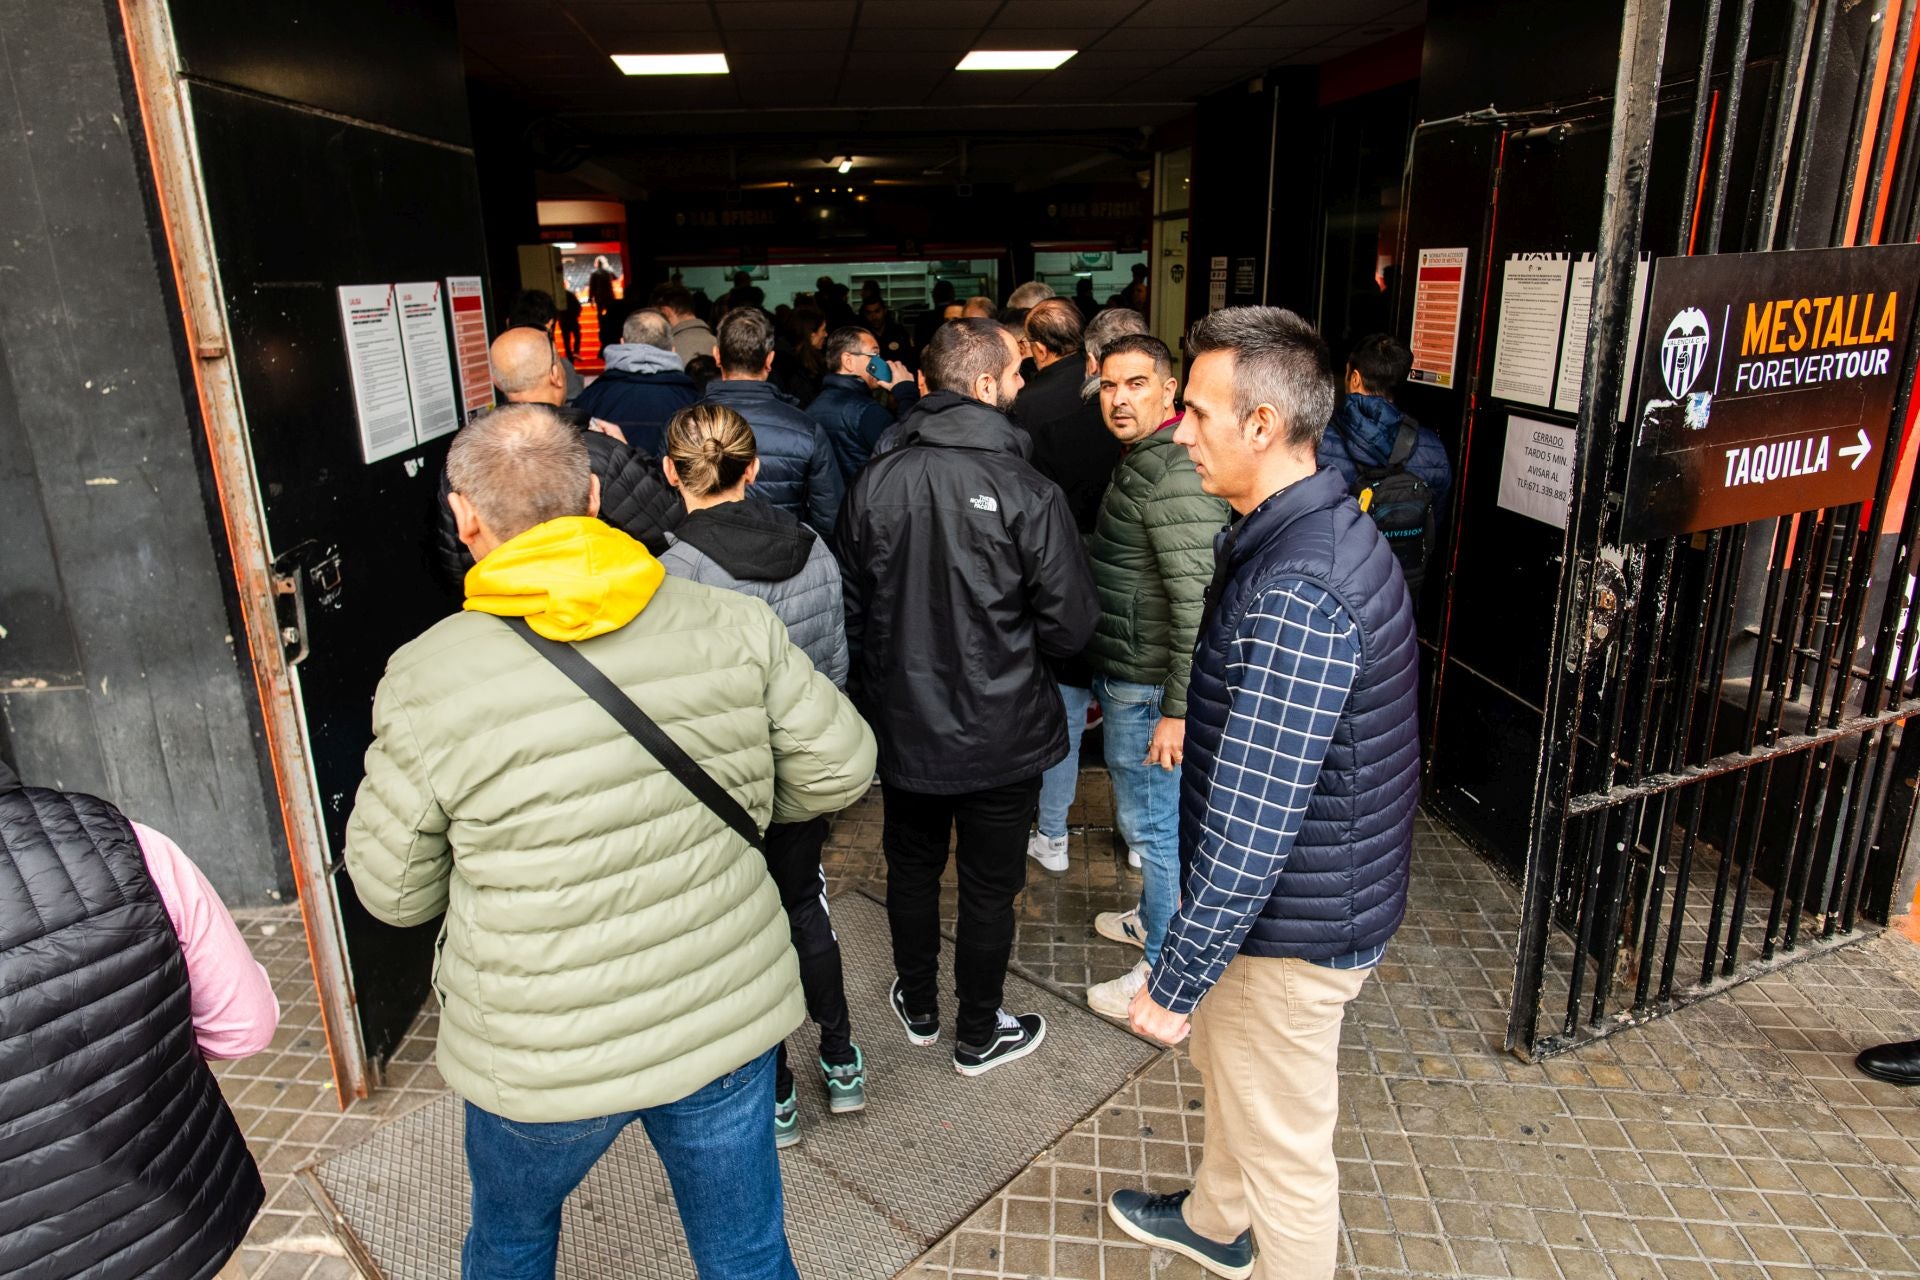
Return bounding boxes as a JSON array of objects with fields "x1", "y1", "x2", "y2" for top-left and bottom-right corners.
[{"x1": 657, "y1": 402, "x2": 864, "y2": 1148}]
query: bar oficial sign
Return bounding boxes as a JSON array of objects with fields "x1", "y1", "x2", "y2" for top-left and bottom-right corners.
[{"x1": 1620, "y1": 243, "x2": 1920, "y2": 541}]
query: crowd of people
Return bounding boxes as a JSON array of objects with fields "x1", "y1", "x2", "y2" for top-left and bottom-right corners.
[
  {"x1": 0, "y1": 269, "x2": 1439, "y2": 1280},
  {"x1": 340, "y1": 278, "x2": 1434, "y2": 1280}
]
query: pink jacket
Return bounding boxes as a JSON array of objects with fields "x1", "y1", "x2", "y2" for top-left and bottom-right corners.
[{"x1": 134, "y1": 823, "x2": 280, "y2": 1059}]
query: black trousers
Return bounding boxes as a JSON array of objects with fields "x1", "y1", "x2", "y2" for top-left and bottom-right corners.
[
  {"x1": 762, "y1": 817, "x2": 853, "y2": 1098},
  {"x1": 881, "y1": 777, "x2": 1042, "y2": 1047}
]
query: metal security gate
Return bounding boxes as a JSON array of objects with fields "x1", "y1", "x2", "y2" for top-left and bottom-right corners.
[{"x1": 1508, "y1": 0, "x2": 1920, "y2": 1058}]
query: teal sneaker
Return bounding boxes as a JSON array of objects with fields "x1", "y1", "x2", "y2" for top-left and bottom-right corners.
[
  {"x1": 774, "y1": 1084, "x2": 800, "y2": 1148},
  {"x1": 821, "y1": 1046, "x2": 867, "y2": 1114}
]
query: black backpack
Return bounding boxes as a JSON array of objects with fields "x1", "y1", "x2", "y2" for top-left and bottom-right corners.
[{"x1": 1335, "y1": 416, "x2": 1435, "y2": 593}]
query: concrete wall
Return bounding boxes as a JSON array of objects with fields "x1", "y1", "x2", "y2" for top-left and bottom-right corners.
[{"x1": 0, "y1": 0, "x2": 286, "y2": 903}]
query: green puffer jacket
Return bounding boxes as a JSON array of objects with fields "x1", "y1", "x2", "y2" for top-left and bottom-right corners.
[
  {"x1": 1084, "y1": 426, "x2": 1232, "y2": 718},
  {"x1": 345, "y1": 516, "x2": 876, "y2": 1124}
]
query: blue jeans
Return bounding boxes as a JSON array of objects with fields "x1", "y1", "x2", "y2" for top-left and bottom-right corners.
[
  {"x1": 1035, "y1": 682, "x2": 1094, "y2": 839},
  {"x1": 462, "y1": 1048, "x2": 799, "y2": 1280},
  {"x1": 1095, "y1": 676, "x2": 1181, "y2": 966}
]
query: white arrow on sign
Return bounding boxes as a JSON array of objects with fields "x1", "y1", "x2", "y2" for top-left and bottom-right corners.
[{"x1": 1840, "y1": 427, "x2": 1872, "y2": 471}]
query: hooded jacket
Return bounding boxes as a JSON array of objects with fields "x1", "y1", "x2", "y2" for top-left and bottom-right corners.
[
  {"x1": 432, "y1": 405, "x2": 683, "y2": 584},
  {"x1": 700, "y1": 379, "x2": 845, "y2": 535},
  {"x1": 1085, "y1": 420, "x2": 1231, "y2": 718},
  {"x1": 572, "y1": 343, "x2": 698, "y2": 456},
  {"x1": 658, "y1": 499, "x2": 849, "y2": 688},
  {"x1": 1014, "y1": 354, "x2": 1124, "y2": 534},
  {"x1": 1317, "y1": 393, "x2": 1453, "y2": 507},
  {"x1": 345, "y1": 516, "x2": 876, "y2": 1122},
  {"x1": 833, "y1": 391, "x2": 1100, "y2": 794},
  {"x1": 0, "y1": 766, "x2": 263, "y2": 1279},
  {"x1": 808, "y1": 371, "x2": 921, "y2": 480},
  {"x1": 669, "y1": 315, "x2": 719, "y2": 366}
]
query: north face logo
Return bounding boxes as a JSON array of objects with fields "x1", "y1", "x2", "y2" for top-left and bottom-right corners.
[{"x1": 970, "y1": 494, "x2": 998, "y2": 512}]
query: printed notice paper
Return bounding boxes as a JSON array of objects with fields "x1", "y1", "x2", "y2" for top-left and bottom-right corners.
[
  {"x1": 1552, "y1": 256, "x2": 1652, "y2": 419},
  {"x1": 1490, "y1": 255, "x2": 1571, "y2": 407},
  {"x1": 337, "y1": 285, "x2": 416, "y2": 463},
  {"x1": 1408, "y1": 247, "x2": 1468, "y2": 388},
  {"x1": 1497, "y1": 413, "x2": 1575, "y2": 529},
  {"x1": 447, "y1": 276, "x2": 493, "y2": 417},
  {"x1": 396, "y1": 282, "x2": 460, "y2": 444}
]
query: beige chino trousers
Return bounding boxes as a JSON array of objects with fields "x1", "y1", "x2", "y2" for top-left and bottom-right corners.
[{"x1": 1181, "y1": 953, "x2": 1370, "y2": 1280}]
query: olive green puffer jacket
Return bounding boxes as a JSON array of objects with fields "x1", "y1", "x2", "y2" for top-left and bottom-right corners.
[
  {"x1": 345, "y1": 517, "x2": 875, "y2": 1123},
  {"x1": 1084, "y1": 426, "x2": 1232, "y2": 719}
]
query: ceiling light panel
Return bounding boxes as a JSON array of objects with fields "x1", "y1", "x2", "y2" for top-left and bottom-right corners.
[
  {"x1": 612, "y1": 53, "x2": 730, "y2": 75},
  {"x1": 955, "y1": 49, "x2": 1078, "y2": 71}
]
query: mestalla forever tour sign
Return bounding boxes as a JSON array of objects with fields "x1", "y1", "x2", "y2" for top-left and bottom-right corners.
[{"x1": 1619, "y1": 243, "x2": 1920, "y2": 542}]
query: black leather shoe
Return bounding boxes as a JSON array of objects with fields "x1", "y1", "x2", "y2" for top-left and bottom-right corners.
[{"x1": 1855, "y1": 1038, "x2": 1920, "y2": 1084}]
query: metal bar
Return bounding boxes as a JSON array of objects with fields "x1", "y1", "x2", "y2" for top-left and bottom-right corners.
[
  {"x1": 1786, "y1": 0, "x2": 1842, "y2": 247},
  {"x1": 1762, "y1": 0, "x2": 1822, "y2": 250},
  {"x1": 1703, "y1": 0, "x2": 1761, "y2": 253},
  {"x1": 1857, "y1": 0, "x2": 1917, "y2": 244},
  {"x1": 1507, "y1": 0, "x2": 1674, "y2": 1059},
  {"x1": 1659, "y1": 781, "x2": 1712, "y2": 1002},
  {"x1": 1761, "y1": 747, "x2": 1822, "y2": 956},
  {"x1": 1563, "y1": 814, "x2": 1612, "y2": 1035},
  {"x1": 1829, "y1": 3, "x2": 1889, "y2": 245},
  {"x1": 1783, "y1": 744, "x2": 1836, "y2": 950},
  {"x1": 1569, "y1": 693, "x2": 1920, "y2": 813}
]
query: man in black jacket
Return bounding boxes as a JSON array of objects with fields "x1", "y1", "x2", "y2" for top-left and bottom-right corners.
[
  {"x1": 433, "y1": 327, "x2": 682, "y2": 584},
  {"x1": 1016, "y1": 299, "x2": 1125, "y2": 534},
  {"x1": 702, "y1": 308, "x2": 844, "y2": 534},
  {"x1": 834, "y1": 318, "x2": 1100, "y2": 1078}
]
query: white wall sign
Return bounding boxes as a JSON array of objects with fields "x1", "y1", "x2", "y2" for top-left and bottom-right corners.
[
  {"x1": 396, "y1": 282, "x2": 461, "y2": 443},
  {"x1": 1552, "y1": 255, "x2": 1652, "y2": 419},
  {"x1": 1490, "y1": 254, "x2": 1571, "y2": 406},
  {"x1": 447, "y1": 275, "x2": 494, "y2": 417},
  {"x1": 337, "y1": 284, "x2": 417, "y2": 464},
  {"x1": 1497, "y1": 413, "x2": 1576, "y2": 529}
]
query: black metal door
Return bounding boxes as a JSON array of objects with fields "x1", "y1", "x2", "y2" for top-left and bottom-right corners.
[
  {"x1": 1499, "y1": 0, "x2": 1920, "y2": 1058},
  {"x1": 169, "y1": 3, "x2": 491, "y2": 1065}
]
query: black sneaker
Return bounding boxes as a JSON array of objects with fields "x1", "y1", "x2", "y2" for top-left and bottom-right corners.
[
  {"x1": 890, "y1": 978, "x2": 939, "y2": 1046},
  {"x1": 953, "y1": 1009, "x2": 1046, "y2": 1076},
  {"x1": 1106, "y1": 1188, "x2": 1254, "y2": 1279}
]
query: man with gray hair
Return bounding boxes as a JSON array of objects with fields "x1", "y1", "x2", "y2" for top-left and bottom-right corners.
[
  {"x1": 432, "y1": 327, "x2": 681, "y2": 584},
  {"x1": 574, "y1": 307, "x2": 698, "y2": 455},
  {"x1": 1082, "y1": 306, "x2": 1151, "y2": 400},
  {"x1": 1006, "y1": 280, "x2": 1056, "y2": 310},
  {"x1": 350, "y1": 401, "x2": 876, "y2": 1280},
  {"x1": 1107, "y1": 308, "x2": 1418, "y2": 1280}
]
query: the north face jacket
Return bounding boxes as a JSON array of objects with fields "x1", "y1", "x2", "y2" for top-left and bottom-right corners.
[
  {"x1": 345, "y1": 515, "x2": 876, "y2": 1123},
  {"x1": 572, "y1": 343, "x2": 698, "y2": 456},
  {"x1": 0, "y1": 766, "x2": 263, "y2": 1279},
  {"x1": 808, "y1": 372, "x2": 920, "y2": 480},
  {"x1": 659, "y1": 498, "x2": 849, "y2": 688},
  {"x1": 433, "y1": 405, "x2": 682, "y2": 583},
  {"x1": 1182, "y1": 468, "x2": 1420, "y2": 959},
  {"x1": 700, "y1": 379, "x2": 845, "y2": 535},
  {"x1": 1084, "y1": 420, "x2": 1231, "y2": 718},
  {"x1": 833, "y1": 390, "x2": 1100, "y2": 794}
]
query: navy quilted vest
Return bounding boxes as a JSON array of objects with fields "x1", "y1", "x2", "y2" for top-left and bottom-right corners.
[
  {"x1": 1181, "y1": 467, "x2": 1421, "y2": 959},
  {"x1": 0, "y1": 774, "x2": 263, "y2": 1278}
]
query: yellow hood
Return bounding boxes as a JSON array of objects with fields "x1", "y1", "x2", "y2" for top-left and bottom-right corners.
[{"x1": 463, "y1": 516, "x2": 665, "y2": 641}]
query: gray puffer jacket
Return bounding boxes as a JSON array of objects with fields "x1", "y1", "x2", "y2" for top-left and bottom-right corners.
[{"x1": 658, "y1": 498, "x2": 849, "y2": 688}]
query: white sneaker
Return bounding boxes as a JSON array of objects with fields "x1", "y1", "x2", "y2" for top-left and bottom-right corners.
[
  {"x1": 1087, "y1": 961, "x2": 1151, "y2": 1019},
  {"x1": 1127, "y1": 848, "x2": 1142, "y2": 870},
  {"x1": 1095, "y1": 907, "x2": 1147, "y2": 949},
  {"x1": 1027, "y1": 831, "x2": 1069, "y2": 875}
]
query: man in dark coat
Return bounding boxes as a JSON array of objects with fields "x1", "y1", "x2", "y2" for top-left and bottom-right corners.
[
  {"x1": 434, "y1": 327, "x2": 681, "y2": 583},
  {"x1": 1015, "y1": 299, "x2": 1124, "y2": 534},
  {"x1": 834, "y1": 318, "x2": 1098, "y2": 1079},
  {"x1": 807, "y1": 325, "x2": 920, "y2": 480},
  {"x1": 573, "y1": 308, "x2": 698, "y2": 456},
  {"x1": 1108, "y1": 308, "x2": 1418, "y2": 1280},
  {"x1": 701, "y1": 308, "x2": 844, "y2": 534}
]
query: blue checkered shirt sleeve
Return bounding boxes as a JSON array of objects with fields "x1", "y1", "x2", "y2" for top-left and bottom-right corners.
[{"x1": 1146, "y1": 579, "x2": 1362, "y2": 1015}]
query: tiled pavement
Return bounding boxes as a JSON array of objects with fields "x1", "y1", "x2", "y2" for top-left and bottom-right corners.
[{"x1": 222, "y1": 773, "x2": 1920, "y2": 1278}]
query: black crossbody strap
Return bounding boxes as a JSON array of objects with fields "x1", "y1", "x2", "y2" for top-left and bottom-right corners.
[{"x1": 503, "y1": 616, "x2": 764, "y2": 853}]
